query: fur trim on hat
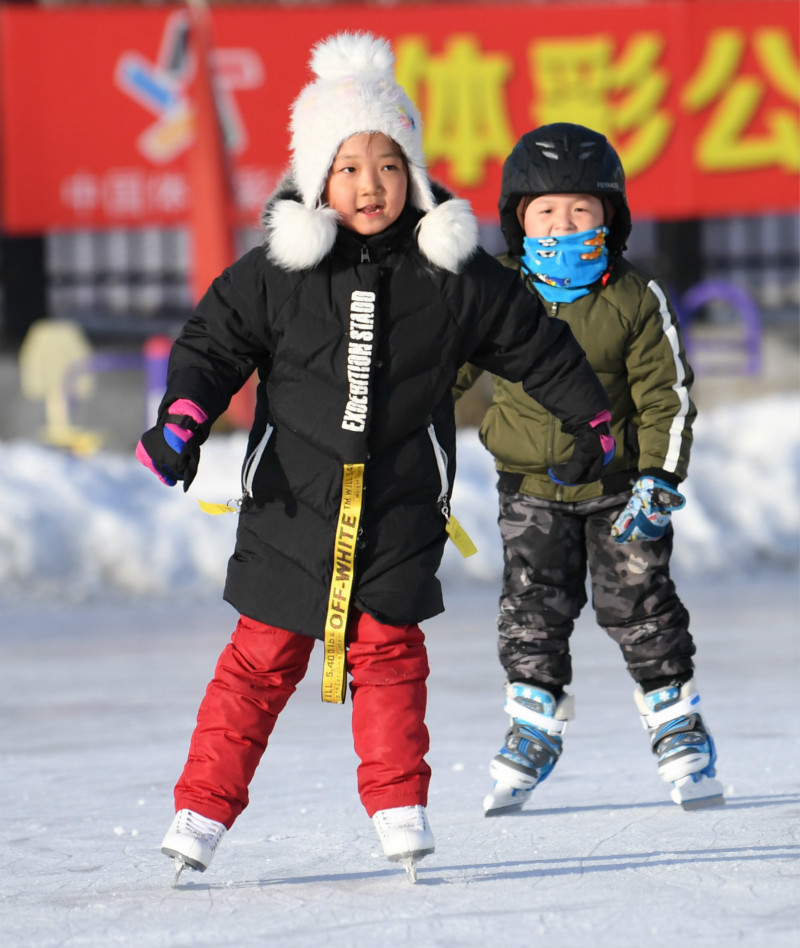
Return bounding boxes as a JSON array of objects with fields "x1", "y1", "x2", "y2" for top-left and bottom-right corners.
[
  {"x1": 289, "y1": 32, "x2": 435, "y2": 214},
  {"x1": 263, "y1": 177, "x2": 479, "y2": 273},
  {"x1": 263, "y1": 191, "x2": 340, "y2": 271},
  {"x1": 417, "y1": 197, "x2": 479, "y2": 274}
]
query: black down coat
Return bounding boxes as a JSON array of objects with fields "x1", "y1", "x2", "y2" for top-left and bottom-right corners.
[{"x1": 160, "y1": 187, "x2": 610, "y2": 639}]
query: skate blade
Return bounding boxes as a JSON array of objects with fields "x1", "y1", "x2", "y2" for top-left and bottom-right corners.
[
  {"x1": 163, "y1": 848, "x2": 206, "y2": 887},
  {"x1": 483, "y1": 785, "x2": 530, "y2": 817},
  {"x1": 388, "y1": 847, "x2": 433, "y2": 883},
  {"x1": 670, "y1": 774, "x2": 725, "y2": 811},
  {"x1": 484, "y1": 799, "x2": 526, "y2": 817},
  {"x1": 679, "y1": 793, "x2": 726, "y2": 811},
  {"x1": 170, "y1": 857, "x2": 187, "y2": 888},
  {"x1": 400, "y1": 856, "x2": 418, "y2": 884}
]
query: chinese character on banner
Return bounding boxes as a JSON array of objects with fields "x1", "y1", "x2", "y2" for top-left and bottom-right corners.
[
  {"x1": 103, "y1": 169, "x2": 147, "y2": 218},
  {"x1": 61, "y1": 173, "x2": 101, "y2": 217},
  {"x1": 682, "y1": 27, "x2": 800, "y2": 173},
  {"x1": 528, "y1": 33, "x2": 673, "y2": 178},
  {"x1": 148, "y1": 172, "x2": 190, "y2": 215},
  {"x1": 396, "y1": 35, "x2": 516, "y2": 186}
]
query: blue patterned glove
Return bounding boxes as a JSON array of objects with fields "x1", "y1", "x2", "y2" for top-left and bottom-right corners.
[{"x1": 611, "y1": 476, "x2": 686, "y2": 543}]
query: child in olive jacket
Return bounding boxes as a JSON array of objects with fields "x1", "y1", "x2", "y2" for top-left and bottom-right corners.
[
  {"x1": 455, "y1": 123, "x2": 724, "y2": 816},
  {"x1": 137, "y1": 41, "x2": 613, "y2": 884}
]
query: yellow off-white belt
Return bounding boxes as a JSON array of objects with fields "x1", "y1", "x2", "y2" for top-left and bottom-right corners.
[
  {"x1": 320, "y1": 456, "x2": 477, "y2": 704},
  {"x1": 321, "y1": 463, "x2": 364, "y2": 704}
]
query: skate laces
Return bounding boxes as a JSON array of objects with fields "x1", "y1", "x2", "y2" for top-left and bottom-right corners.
[
  {"x1": 374, "y1": 805, "x2": 428, "y2": 833},
  {"x1": 176, "y1": 809, "x2": 226, "y2": 849}
]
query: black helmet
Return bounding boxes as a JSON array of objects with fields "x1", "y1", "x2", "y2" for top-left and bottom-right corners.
[{"x1": 499, "y1": 123, "x2": 632, "y2": 257}]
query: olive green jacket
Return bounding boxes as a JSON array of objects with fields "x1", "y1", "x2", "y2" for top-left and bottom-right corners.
[{"x1": 454, "y1": 255, "x2": 697, "y2": 502}]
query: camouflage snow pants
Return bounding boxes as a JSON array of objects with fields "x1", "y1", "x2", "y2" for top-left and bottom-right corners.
[{"x1": 497, "y1": 489, "x2": 696, "y2": 691}]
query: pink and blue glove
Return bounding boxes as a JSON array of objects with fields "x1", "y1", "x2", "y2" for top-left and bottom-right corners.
[
  {"x1": 611, "y1": 475, "x2": 686, "y2": 543},
  {"x1": 136, "y1": 398, "x2": 209, "y2": 491},
  {"x1": 549, "y1": 409, "x2": 616, "y2": 486}
]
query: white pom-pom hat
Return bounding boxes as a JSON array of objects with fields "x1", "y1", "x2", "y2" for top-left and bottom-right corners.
[
  {"x1": 264, "y1": 31, "x2": 478, "y2": 272},
  {"x1": 289, "y1": 32, "x2": 436, "y2": 214}
]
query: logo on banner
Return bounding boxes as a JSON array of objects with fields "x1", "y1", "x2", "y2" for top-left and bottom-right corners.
[{"x1": 114, "y1": 10, "x2": 263, "y2": 165}]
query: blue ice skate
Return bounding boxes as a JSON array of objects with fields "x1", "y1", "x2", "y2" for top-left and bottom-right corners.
[
  {"x1": 484, "y1": 682, "x2": 574, "y2": 816},
  {"x1": 634, "y1": 678, "x2": 725, "y2": 810}
]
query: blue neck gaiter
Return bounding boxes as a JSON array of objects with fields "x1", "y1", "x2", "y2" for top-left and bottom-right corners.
[{"x1": 521, "y1": 226, "x2": 609, "y2": 302}]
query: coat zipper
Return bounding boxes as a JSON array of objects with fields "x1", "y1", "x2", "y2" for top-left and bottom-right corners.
[
  {"x1": 547, "y1": 300, "x2": 564, "y2": 500},
  {"x1": 427, "y1": 423, "x2": 451, "y2": 520},
  {"x1": 241, "y1": 423, "x2": 274, "y2": 499}
]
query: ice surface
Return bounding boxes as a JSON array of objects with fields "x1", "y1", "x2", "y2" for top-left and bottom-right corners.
[
  {"x1": 0, "y1": 393, "x2": 798, "y2": 947},
  {"x1": 1, "y1": 578, "x2": 798, "y2": 948}
]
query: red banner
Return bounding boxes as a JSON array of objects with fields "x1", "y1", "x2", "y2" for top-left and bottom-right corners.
[{"x1": 0, "y1": 1, "x2": 797, "y2": 233}]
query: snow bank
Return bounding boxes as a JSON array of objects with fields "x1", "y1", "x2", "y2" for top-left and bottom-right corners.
[{"x1": 0, "y1": 393, "x2": 797, "y2": 601}]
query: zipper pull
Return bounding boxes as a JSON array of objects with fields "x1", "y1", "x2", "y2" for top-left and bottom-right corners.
[
  {"x1": 197, "y1": 496, "x2": 243, "y2": 515},
  {"x1": 360, "y1": 245, "x2": 370, "y2": 263}
]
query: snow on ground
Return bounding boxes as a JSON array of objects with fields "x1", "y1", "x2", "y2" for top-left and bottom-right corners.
[
  {"x1": 0, "y1": 393, "x2": 798, "y2": 602},
  {"x1": 0, "y1": 393, "x2": 798, "y2": 948}
]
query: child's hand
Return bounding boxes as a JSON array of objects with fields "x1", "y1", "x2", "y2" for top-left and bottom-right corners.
[
  {"x1": 548, "y1": 410, "x2": 615, "y2": 486},
  {"x1": 136, "y1": 398, "x2": 208, "y2": 492},
  {"x1": 611, "y1": 476, "x2": 686, "y2": 543}
]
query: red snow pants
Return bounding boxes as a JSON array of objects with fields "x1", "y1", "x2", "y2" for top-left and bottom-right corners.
[{"x1": 173, "y1": 610, "x2": 431, "y2": 828}]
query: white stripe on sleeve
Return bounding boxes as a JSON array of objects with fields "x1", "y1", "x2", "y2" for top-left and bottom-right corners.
[{"x1": 648, "y1": 281, "x2": 690, "y2": 474}]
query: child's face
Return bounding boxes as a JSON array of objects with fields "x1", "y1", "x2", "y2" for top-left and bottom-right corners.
[
  {"x1": 522, "y1": 193, "x2": 605, "y2": 238},
  {"x1": 324, "y1": 132, "x2": 408, "y2": 236}
]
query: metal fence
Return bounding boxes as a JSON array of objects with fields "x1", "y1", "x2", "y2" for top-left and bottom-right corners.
[{"x1": 31, "y1": 212, "x2": 799, "y2": 339}]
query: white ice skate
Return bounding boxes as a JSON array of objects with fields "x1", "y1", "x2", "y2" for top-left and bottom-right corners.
[
  {"x1": 484, "y1": 683, "x2": 574, "y2": 816},
  {"x1": 372, "y1": 805, "x2": 434, "y2": 883},
  {"x1": 635, "y1": 678, "x2": 725, "y2": 811},
  {"x1": 161, "y1": 809, "x2": 227, "y2": 886}
]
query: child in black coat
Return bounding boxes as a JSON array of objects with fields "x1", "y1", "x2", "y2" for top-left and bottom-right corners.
[{"x1": 138, "y1": 34, "x2": 613, "y2": 884}]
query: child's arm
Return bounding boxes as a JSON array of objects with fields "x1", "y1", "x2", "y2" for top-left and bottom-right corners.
[
  {"x1": 610, "y1": 275, "x2": 696, "y2": 540},
  {"x1": 460, "y1": 253, "x2": 610, "y2": 433},
  {"x1": 164, "y1": 257, "x2": 268, "y2": 425},
  {"x1": 455, "y1": 252, "x2": 613, "y2": 484},
  {"x1": 137, "y1": 250, "x2": 270, "y2": 488}
]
